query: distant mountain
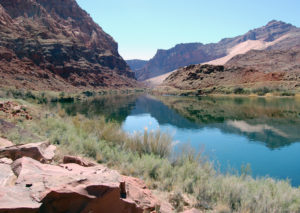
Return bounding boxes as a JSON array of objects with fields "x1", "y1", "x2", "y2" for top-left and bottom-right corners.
[
  {"x1": 163, "y1": 46, "x2": 300, "y2": 91},
  {"x1": 0, "y1": 0, "x2": 136, "y2": 90},
  {"x1": 126, "y1": 59, "x2": 148, "y2": 72},
  {"x1": 136, "y1": 20, "x2": 300, "y2": 81}
]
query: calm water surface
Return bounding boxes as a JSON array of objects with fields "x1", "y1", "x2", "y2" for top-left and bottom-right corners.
[{"x1": 58, "y1": 95, "x2": 300, "y2": 186}]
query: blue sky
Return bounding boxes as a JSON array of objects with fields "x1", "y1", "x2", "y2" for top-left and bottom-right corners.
[{"x1": 76, "y1": 0, "x2": 300, "y2": 60}]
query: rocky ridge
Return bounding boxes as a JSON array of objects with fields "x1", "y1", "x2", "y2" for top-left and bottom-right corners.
[
  {"x1": 163, "y1": 56, "x2": 300, "y2": 92},
  {"x1": 134, "y1": 20, "x2": 300, "y2": 81},
  {"x1": 0, "y1": 0, "x2": 136, "y2": 90}
]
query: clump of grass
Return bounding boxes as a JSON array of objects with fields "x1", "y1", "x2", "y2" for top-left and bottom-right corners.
[{"x1": 126, "y1": 129, "x2": 172, "y2": 158}]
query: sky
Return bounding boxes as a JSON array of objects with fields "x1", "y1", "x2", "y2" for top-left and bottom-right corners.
[{"x1": 76, "y1": 0, "x2": 300, "y2": 60}]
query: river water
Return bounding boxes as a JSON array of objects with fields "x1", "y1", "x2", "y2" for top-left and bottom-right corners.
[{"x1": 59, "y1": 94, "x2": 300, "y2": 186}]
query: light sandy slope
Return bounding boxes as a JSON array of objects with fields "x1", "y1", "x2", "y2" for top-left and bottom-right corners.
[
  {"x1": 143, "y1": 70, "x2": 176, "y2": 86},
  {"x1": 144, "y1": 33, "x2": 293, "y2": 86},
  {"x1": 206, "y1": 40, "x2": 269, "y2": 65},
  {"x1": 206, "y1": 33, "x2": 292, "y2": 65}
]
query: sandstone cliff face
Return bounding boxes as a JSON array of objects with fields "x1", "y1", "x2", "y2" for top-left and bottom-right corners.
[
  {"x1": 135, "y1": 20, "x2": 299, "y2": 81},
  {"x1": 0, "y1": 0, "x2": 136, "y2": 90}
]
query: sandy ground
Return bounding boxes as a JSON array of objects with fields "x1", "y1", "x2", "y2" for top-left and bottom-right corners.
[{"x1": 143, "y1": 70, "x2": 176, "y2": 87}]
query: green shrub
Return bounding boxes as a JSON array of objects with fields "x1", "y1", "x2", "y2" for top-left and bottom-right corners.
[
  {"x1": 82, "y1": 91, "x2": 95, "y2": 97},
  {"x1": 281, "y1": 91, "x2": 295, "y2": 96},
  {"x1": 253, "y1": 87, "x2": 271, "y2": 96},
  {"x1": 233, "y1": 87, "x2": 245, "y2": 94}
]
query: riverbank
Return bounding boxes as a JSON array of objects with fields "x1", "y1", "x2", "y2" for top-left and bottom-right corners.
[
  {"x1": 151, "y1": 85, "x2": 300, "y2": 98},
  {"x1": 0, "y1": 90, "x2": 300, "y2": 212}
]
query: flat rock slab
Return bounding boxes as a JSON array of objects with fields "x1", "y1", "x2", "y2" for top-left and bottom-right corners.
[
  {"x1": 0, "y1": 141, "x2": 56, "y2": 162},
  {"x1": 0, "y1": 186, "x2": 40, "y2": 213},
  {"x1": 0, "y1": 157, "x2": 160, "y2": 213}
]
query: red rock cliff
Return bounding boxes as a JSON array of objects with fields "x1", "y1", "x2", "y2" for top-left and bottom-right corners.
[{"x1": 0, "y1": 0, "x2": 136, "y2": 90}]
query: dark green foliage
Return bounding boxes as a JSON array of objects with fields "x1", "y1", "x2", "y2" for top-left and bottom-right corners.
[
  {"x1": 233, "y1": 87, "x2": 245, "y2": 94},
  {"x1": 252, "y1": 87, "x2": 270, "y2": 96}
]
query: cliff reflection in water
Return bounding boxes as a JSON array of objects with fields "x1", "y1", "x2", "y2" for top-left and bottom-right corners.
[{"x1": 55, "y1": 95, "x2": 300, "y2": 149}]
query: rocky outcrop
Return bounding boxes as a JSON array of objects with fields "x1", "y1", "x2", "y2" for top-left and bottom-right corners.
[
  {"x1": 163, "y1": 61, "x2": 300, "y2": 91},
  {"x1": 0, "y1": 0, "x2": 136, "y2": 90},
  {"x1": 0, "y1": 156, "x2": 161, "y2": 213},
  {"x1": 0, "y1": 141, "x2": 56, "y2": 162},
  {"x1": 0, "y1": 140, "x2": 175, "y2": 213},
  {"x1": 135, "y1": 20, "x2": 299, "y2": 81}
]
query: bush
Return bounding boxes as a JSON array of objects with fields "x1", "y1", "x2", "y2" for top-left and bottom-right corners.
[
  {"x1": 82, "y1": 91, "x2": 95, "y2": 97},
  {"x1": 253, "y1": 87, "x2": 271, "y2": 96},
  {"x1": 281, "y1": 92, "x2": 295, "y2": 96},
  {"x1": 233, "y1": 87, "x2": 245, "y2": 94}
]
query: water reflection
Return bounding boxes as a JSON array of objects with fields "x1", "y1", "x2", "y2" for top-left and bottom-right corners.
[
  {"x1": 52, "y1": 94, "x2": 300, "y2": 185},
  {"x1": 55, "y1": 95, "x2": 300, "y2": 149},
  {"x1": 156, "y1": 96, "x2": 300, "y2": 149}
]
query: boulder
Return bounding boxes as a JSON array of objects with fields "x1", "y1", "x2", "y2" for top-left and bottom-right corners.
[
  {"x1": 122, "y1": 176, "x2": 159, "y2": 211},
  {"x1": 0, "y1": 157, "x2": 161, "y2": 213},
  {"x1": 63, "y1": 155, "x2": 95, "y2": 167},
  {"x1": 0, "y1": 141, "x2": 56, "y2": 162}
]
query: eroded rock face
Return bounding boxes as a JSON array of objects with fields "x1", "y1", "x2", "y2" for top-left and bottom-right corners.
[
  {"x1": 0, "y1": 141, "x2": 56, "y2": 162},
  {"x1": 0, "y1": 156, "x2": 161, "y2": 213},
  {"x1": 0, "y1": 0, "x2": 135, "y2": 90}
]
